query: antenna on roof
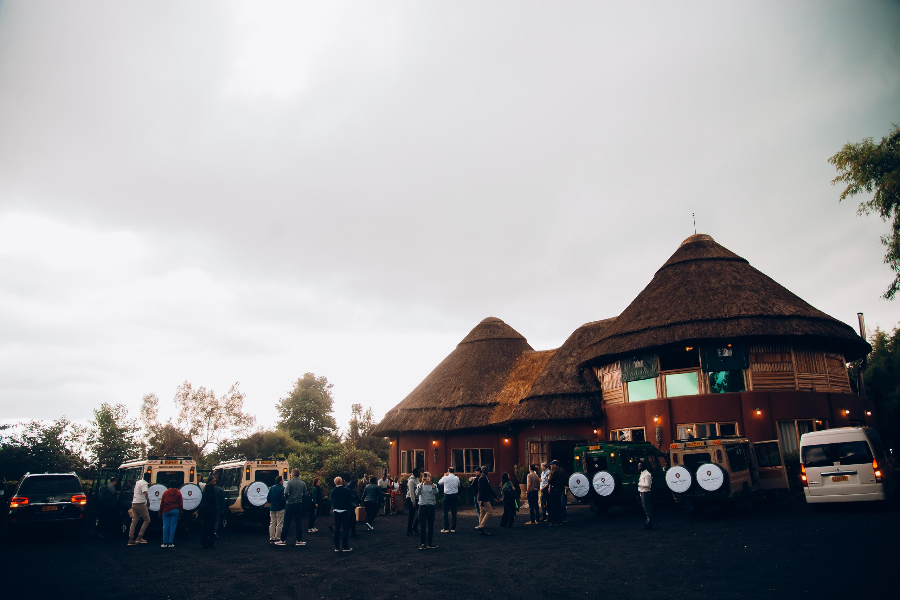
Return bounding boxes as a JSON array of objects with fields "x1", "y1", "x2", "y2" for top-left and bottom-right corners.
[{"x1": 692, "y1": 213, "x2": 696, "y2": 234}]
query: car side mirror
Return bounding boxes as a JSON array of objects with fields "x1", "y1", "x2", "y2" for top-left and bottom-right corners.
[{"x1": 0, "y1": 489, "x2": 5, "y2": 497}]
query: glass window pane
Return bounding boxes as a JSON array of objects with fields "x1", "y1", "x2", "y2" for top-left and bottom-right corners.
[
  {"x1": 465, "y1": 449, "x2": 478, "y2": 473},
  {"x1": 452, "y1": 449, "x2": 464, "y2": 471},
  {"x1": 677, "y1": 425, "x2": 693, "y2": 440},
  {"x1": 627, "y1": 378, "x2": 657, "y2": 401},
  {"x1": 708, "y1": 370, "x2": 746, "y2": 393},
  {"x1": 797, "y1": 420, "x2": 813, "y2": 437},
  {"x1": 777, "y1": 421, "x2": 799, "y2": 454},
  {"x1": 665, "y1": 372, "x2": 699, "y2": 397},
  {"x1": 481, "y1": 449, "x2": 495, "y2": 473},
  {"x1": 415, "y1": 451, "x2": 425, "y2": 471},
  {"x1": 719, "y1": 422, "x2": 737, "y2": 437},
  {"x1": 631, "y1": 428, "x2": 646, "y2": 442},
  {"x1": 696, "y1": 423, "x2": 715, "y2": 438}
]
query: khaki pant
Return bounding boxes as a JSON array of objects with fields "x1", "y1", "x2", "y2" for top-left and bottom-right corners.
[
  {"x1": 478, "y1": 501, "x2": 493, "y2": 529},
  {"x1": 269, "y1": 509, "x2": 284, "y2": 540},
  {"x1": 129, "y1": 503, "x2": 150, "y2": 540}
]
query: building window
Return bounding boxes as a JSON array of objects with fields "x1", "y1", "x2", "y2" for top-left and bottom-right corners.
[
  {"x1": 664, "y1": 372, "x2": 699, "y2": 397},
  {"x1": 450, "y1": 448, "x2": 495, "y2": 473},
  {"x1": 676, "y1": 421, "x2": 739, "y2": 440},
  {"x1": 627, "y1": 378, "x2": 657, "y2": 402},
  {"x1": 528, "y1": 441, "x2": 548, "y2": 467},
  {"x1": 609, "y1": 427, "x2": 646, "y2": 442},
  {"x1": 708, "y1": 370, "x2": 746, "y2": 393},
  {"x1": 777, "y1": 419, "x2": 828, "y2": 455},
  {"x1": 401, "y1": 449, "x2": 425, "y2": 473}
]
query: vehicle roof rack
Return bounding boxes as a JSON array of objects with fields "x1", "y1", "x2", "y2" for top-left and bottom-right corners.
[
  {"x1": 147, "y1": 455, "x2": 194, "y2": 460},
  {"x1": 674, "y1": 435, "x2": 744, "y2": 442}
]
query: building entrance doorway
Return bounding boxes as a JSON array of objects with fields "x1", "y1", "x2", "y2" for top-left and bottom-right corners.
[{"x1": 549, "y1": 440, "x2": 587, "y2": 476}]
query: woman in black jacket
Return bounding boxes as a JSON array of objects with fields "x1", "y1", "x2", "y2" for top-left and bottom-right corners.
[
  {"x1": 307, "y1": 478, "x2": 322, "y2": 533},
  {"x1": 200, "y1": 475, "x2": 218, "y2": 548},
  {"x1": 499, "y1": 472, "x2": 518, "y2": 528}
]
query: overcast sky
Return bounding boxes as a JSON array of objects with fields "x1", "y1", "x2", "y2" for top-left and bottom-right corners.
[{"x1": 1, "y1": 1, "x2": 898, "y2": 435}]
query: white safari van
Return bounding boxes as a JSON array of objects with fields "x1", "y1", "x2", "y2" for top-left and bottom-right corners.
[
  {"x1": 800, "y1": 427, "x2": 896, "y2": 504},
  {"x1": 212, "y1": 458, "x2": 290, "y2": 527}
]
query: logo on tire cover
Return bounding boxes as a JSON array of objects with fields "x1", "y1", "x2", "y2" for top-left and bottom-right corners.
[{"x1": 707, "y1": 470, "x2": 711, "y2": 476}]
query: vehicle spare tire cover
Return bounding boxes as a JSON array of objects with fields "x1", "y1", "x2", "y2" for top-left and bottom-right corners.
[
  {"x1": 696, "y1": 463, "x2": 725, "y2": 491},
  {"x1": 592, "y1": 471, "x2": 615, "y2": 497},
  {"x1": 568, "y1": 473, "x2": 590, "y2": 498},
  {"x1": 246, "y1": 481, "x2": 269, "y2": 507},
  {"x1": 666, "y1": 466, "x2": 692, "y2": 493},
  {"x1": 180, "y1": 484, "x2": 202, "y2": 510},
  {"x1": 147, "y1": 484, "x2": 167, "y2": 511}
]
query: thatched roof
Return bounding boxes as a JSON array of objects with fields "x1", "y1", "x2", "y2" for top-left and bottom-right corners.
[
  {"x1": 372, "y1": 317, "x2": 534, "y2": 436},
  {"x1": 581, "y1": 234, "x2": 871, "y2": 365}
]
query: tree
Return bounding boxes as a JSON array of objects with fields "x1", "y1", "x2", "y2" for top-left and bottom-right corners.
[
  {"x1": 830, "y1": 123, "x2": 900, "y2": 299},
  {"x1": 276, "y1": 373, "x2": 338, "y2": 443},
  {"x1": 87, "y1": 403, "x2": 141, "y2": 468},
  {"x1": 211, "y1": 429, "x2": 302, "y2": 463},
  {"x1": 346, "y1": 404, "x2": 389, "y2": 461},
  {"x1": 0, "y1": 418, "x2": 88, "y2": 479},
  {"x1": 146, "y1": 423, "x2": 201, "y2": 459},
  {"x1": 173, "y1": 381, "x2": 255, "y2": 457},
  {"x1": 853, "y1": 326, "x2": 900, "y2": 451}
]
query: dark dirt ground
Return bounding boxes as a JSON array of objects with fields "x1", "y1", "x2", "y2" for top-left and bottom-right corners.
[{"x1": 2, "y1": 495, "x2": 897, "y2": 599}]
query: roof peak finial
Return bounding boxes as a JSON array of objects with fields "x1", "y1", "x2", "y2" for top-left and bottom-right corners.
[
  {"x1": 693, "y1": 212, "x2": 696, "y2": 235},
  {"x1": 679, "y1": 233, "x2": 715, "y2": 247}
]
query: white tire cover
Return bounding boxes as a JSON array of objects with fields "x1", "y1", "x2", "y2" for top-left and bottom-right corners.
[
  {"x1": 568, "y1": 473, "x2": 590, "y2": 498},
  {"x1": 180, "y1": 484, "x2": 202, "y2": 510},
  {"x1": 592, "y1": 471, "x2": 616, "y2": 497},
  {"x1": 666, "y1": 466, "x2": 692, "y2": 493},
  {"x1": 147, "y1": 484, "x2": 167, "y2": 511},
  {"x1": 246, "y1": 481, "x2": 269, "y2": 507},
  {"x1": 696, "y1": 463, "x2": 725, "y2": 492}
]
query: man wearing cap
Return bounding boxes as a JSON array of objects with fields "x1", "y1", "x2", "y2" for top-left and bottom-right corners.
[
  {"x1": 438, "y1": 467, "x2": 460, "y2": 533},
  {"x1": 475, "y1": 466, "x2": 497, "y2": 536}
]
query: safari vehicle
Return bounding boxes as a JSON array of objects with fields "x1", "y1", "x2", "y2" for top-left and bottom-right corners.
[
  {"x1": 570, "y1": 441, "x2": 671, "y2": 513},
  {"x1": 800, "y1": 427, "x2": 897, "y2": 504},
  {"x1": 212, "y1": 458, "x2": 289, "y2": 528},
  {"x1": 666, "y1": 436, "x2": 788, "y2": 514},
  {"x1": 90, "y1": 456, "x2": 202, "y2": 533}
]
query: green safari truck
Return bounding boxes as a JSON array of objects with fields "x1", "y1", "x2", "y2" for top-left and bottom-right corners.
[{"x1": 571, "y1": 441, "x2": 670, "y2": 513}]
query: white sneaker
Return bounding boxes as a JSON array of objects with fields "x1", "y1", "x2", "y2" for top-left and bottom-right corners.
[
  {"x1": 160, "y1": 544, "x2": 167, "y2": 548},
  {"x1": 440, "y1": 529, "x2": 449, "y2": 533},
  {"x1": 366, "y1": 523, "x2": 374, "y2": 531},
  {"x1": 295, "y1": 541, "x2": 306, "y2": 546}
]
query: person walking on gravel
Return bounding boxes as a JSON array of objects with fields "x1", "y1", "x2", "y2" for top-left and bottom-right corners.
[
  {"x1": 278, "y1": 469, "x2": 308, "y2": 547},
  {"x1": 267, "y1": 475, "x2": 286, "y2": 544},
  {"x1": 362, "y1": 476, "x2": 382, "y2": 530},
  {"x1": 406, "y1": 468, "x2": 421, "y2": 536},
  {"x1": 525, "y1": 464, "x2": 541, "y2": 525},
  {"x1": 416, "y1": 473, "x2": 439, "y2": 549},
  {"x1": 330, "y1": 476, "x2": 355, "y2": 552},
  {"x1": 438, "y1": 467, "x2": 460, "y2": 533},
  {"x1": 127, "y1": 472, "x2": 151, "y2": 546},
  {"x1": 475, "y1": 466, "x2": 497, "y2": 536},
  {"x1": 638, "y1": 461, "x2": 654, "y2": 530}
]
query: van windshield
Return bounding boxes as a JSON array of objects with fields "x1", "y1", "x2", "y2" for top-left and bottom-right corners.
[
  {"x1": 802, "y1": 441, "x2": 873, "y2": 467},
  {"x1": 155, "y1": 471, "x2": 185, "y2": 486},
  {"x1": 255, "y1": 470, "x2": 279, "y2": 486}
]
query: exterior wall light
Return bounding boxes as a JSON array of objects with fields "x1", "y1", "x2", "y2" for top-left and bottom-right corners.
[
  {"x1": 866, "y1": 411, "x2": 872, "y2": 416},
  {"x1": 755, "y1": 408, "x2": 762, "y2": 416},
  {"x1": 653, "y1": 415, "x2": 659, "y2": 423},
  {"x1": 503, "y1": 438, "x2": 510, "y2": 444},
  {"x1": 432, "y1": 440, "x2": 438, "y2": 446},
  {"x1": 592, "y1": 429, "x2": 598, "y2": 435},
  {"x1": 843, "y1": 409, "x2": 850, "y2": 416}
]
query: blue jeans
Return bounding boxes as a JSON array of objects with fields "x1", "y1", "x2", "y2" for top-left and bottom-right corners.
[{"x1": 162, "y1": 509, "x2": 179, "y2": 544}]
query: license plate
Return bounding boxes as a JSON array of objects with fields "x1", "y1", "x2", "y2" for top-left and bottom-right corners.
[
  {"x1": 831, "y1": 475, "x2": 849, "y2": 482},
  {"x1": 163, "y1": 460, "x2": 180, "y2": 464},
  {"x1": 42, "y1": 505, "x2": 59, "y2": 511},
  {"x1": 687, "y1": 442, "x2": 704, "y2": 448}
]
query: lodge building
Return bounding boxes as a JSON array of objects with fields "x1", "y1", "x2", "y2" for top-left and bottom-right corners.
[{"x1": 372, "y1": 234, "x2": 873, "y2": 478}]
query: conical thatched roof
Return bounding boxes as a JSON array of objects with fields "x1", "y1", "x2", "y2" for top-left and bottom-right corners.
[
  {"x1": 372, "y1": 317, "x2": 534, "y2": 436},
  {"x1": 581, "y1": 234, "x2": 871, "y2": 364}
]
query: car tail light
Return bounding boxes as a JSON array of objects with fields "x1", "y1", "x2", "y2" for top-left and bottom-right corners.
[
  {"x1": 873, "y1": 459, "x2": 883, "y2": 483},
  {"x1": 716, "y1": 449, "x2": 723, "y2": 463},
  {"x1": 10, "y1": 496, "x2": 28, "y2": 508},
  {"x1": 800, "y1": 464, "x2": 808, "y2": 487},
  {"x1": 189, "y1": 466, "x2": 195, "y2": 482},
  {"x1": 71, "y1": 494, "x2": 88, "y2": 505}
]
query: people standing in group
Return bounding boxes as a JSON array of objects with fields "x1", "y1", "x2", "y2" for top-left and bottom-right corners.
[
  {"x1": 278, "y1": 468, "x2": 307, "y2": 546},
  {"x1": 416, "y1": 473, "x2": 439, "y2": 549},
  {"x1": 406, "y1": 468, "x2": 421, "y2": 536},
  {"x1": 127, "y1": 472, "x2": 151, "y2": 546},
  {"x1": 475, "y1": 466, "x2": 496, "y2": 536},
  {"x1": 159, "y1": 479, "x2": 183, "y2": 548},
  {"x1": 362, "y1": 477, "x2": 382, "y2": 531},
  {"x1": 200, "y1": 474, "x2": 218, "y2": 548},
  {"x1": 267, "y1": 475, "x2": 286, "y2": 544},
  {"x1": 638, "y1": 461, "x2": 654, "y2": 530},
  {"x1": 539, "y1": 462, "x2": 551, "y2": 522},
  {"x1": 548, "y1": 460, "x2": 567, "y2": 526},
  {"x1": 438, "y1": 467, "x2": 460, "y2": 533},
  {"x1": 307, "y1": 477, "x2": 322, "y2": 533},
  {"x1": 499, "y1": 472, "x2": 518, "y2": 528},
  {"x1": 525, "y1": 464, "x2": 541, "y2": 525},
  {"x1": 329, "y1": 476, "x2": 355, "y2": 552}
]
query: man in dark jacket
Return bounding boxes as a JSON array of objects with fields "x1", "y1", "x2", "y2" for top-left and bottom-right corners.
[
  {"x1": 548, "y1": 460, "x2": 567, "y2": 526},
  {"x1": 475, "y1": 466, "x2": 496, "y2": 536},
  {"x1": 200, "y1": 475, "x2": 218, "y2": 548},
  {"x1": 213, "y1": 480, "x2": 226, "y2": 537},
  {"x1": 330, "y1": 477, "x2": 356, "y2": 552}
]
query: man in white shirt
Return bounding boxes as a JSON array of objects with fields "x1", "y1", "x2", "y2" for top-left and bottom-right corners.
[
  {"x1": 438, "y1": 467, "x2": 460, "y2": 533},
  {"x1": 539, "y1": 462, "x2": 550, "y2": 522},
  {"x1": 127, "y1": 472, "x2": 152, "y2": 545},
  {"x1": 637, "y1": 461, "x2": 653, "y2": 530}
]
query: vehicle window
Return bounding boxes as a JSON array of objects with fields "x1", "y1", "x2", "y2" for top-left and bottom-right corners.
[
  {"x1": 120, "y1": 467, "x2": 140, "y2": 492},
  {"x1": 155, "y1": 471, "x2": 185, "y2": 486},
  {"x1": 754, "y1": 442, "x2": 782, "y2": 468},
  {"x1": 19, "y1": 475, "x2": 82, "y2": 495},
  {"x1": 682, "y1": 452, "x2": 711, "y2": 472},
  {"x1": 802, "y1": 441, "x2": 874, "y2": 467},
  {"x1": 620, "y1": 451, "x2": 642, "y2": 476},
  {"x1": 719, "y1": 423, "x2": 738, "y2": 437},
  {"x1": 220, "y1": 468, "x2": 241, "y2": 491},
  {"x1": 585, "y1": 455, "x2": 608, "y2": 472},
  {"x1": 255, "y1": 469, "x2": 279, "y2": 485},
  {"x1": 726, "y1": 445, "x2": 748, "y2": 472},
  {"x1": 866, "y1": 432, "x2": 887, "y2": 460}
]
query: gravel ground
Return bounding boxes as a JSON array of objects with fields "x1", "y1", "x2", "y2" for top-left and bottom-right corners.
[{"x1": 2, "y1": 495, "x2": 897, "y2": 599}]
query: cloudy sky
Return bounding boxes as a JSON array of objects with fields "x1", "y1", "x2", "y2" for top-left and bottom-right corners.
[{"x1": 1, "y1": 1, "x2": 898, "y2": 434}]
